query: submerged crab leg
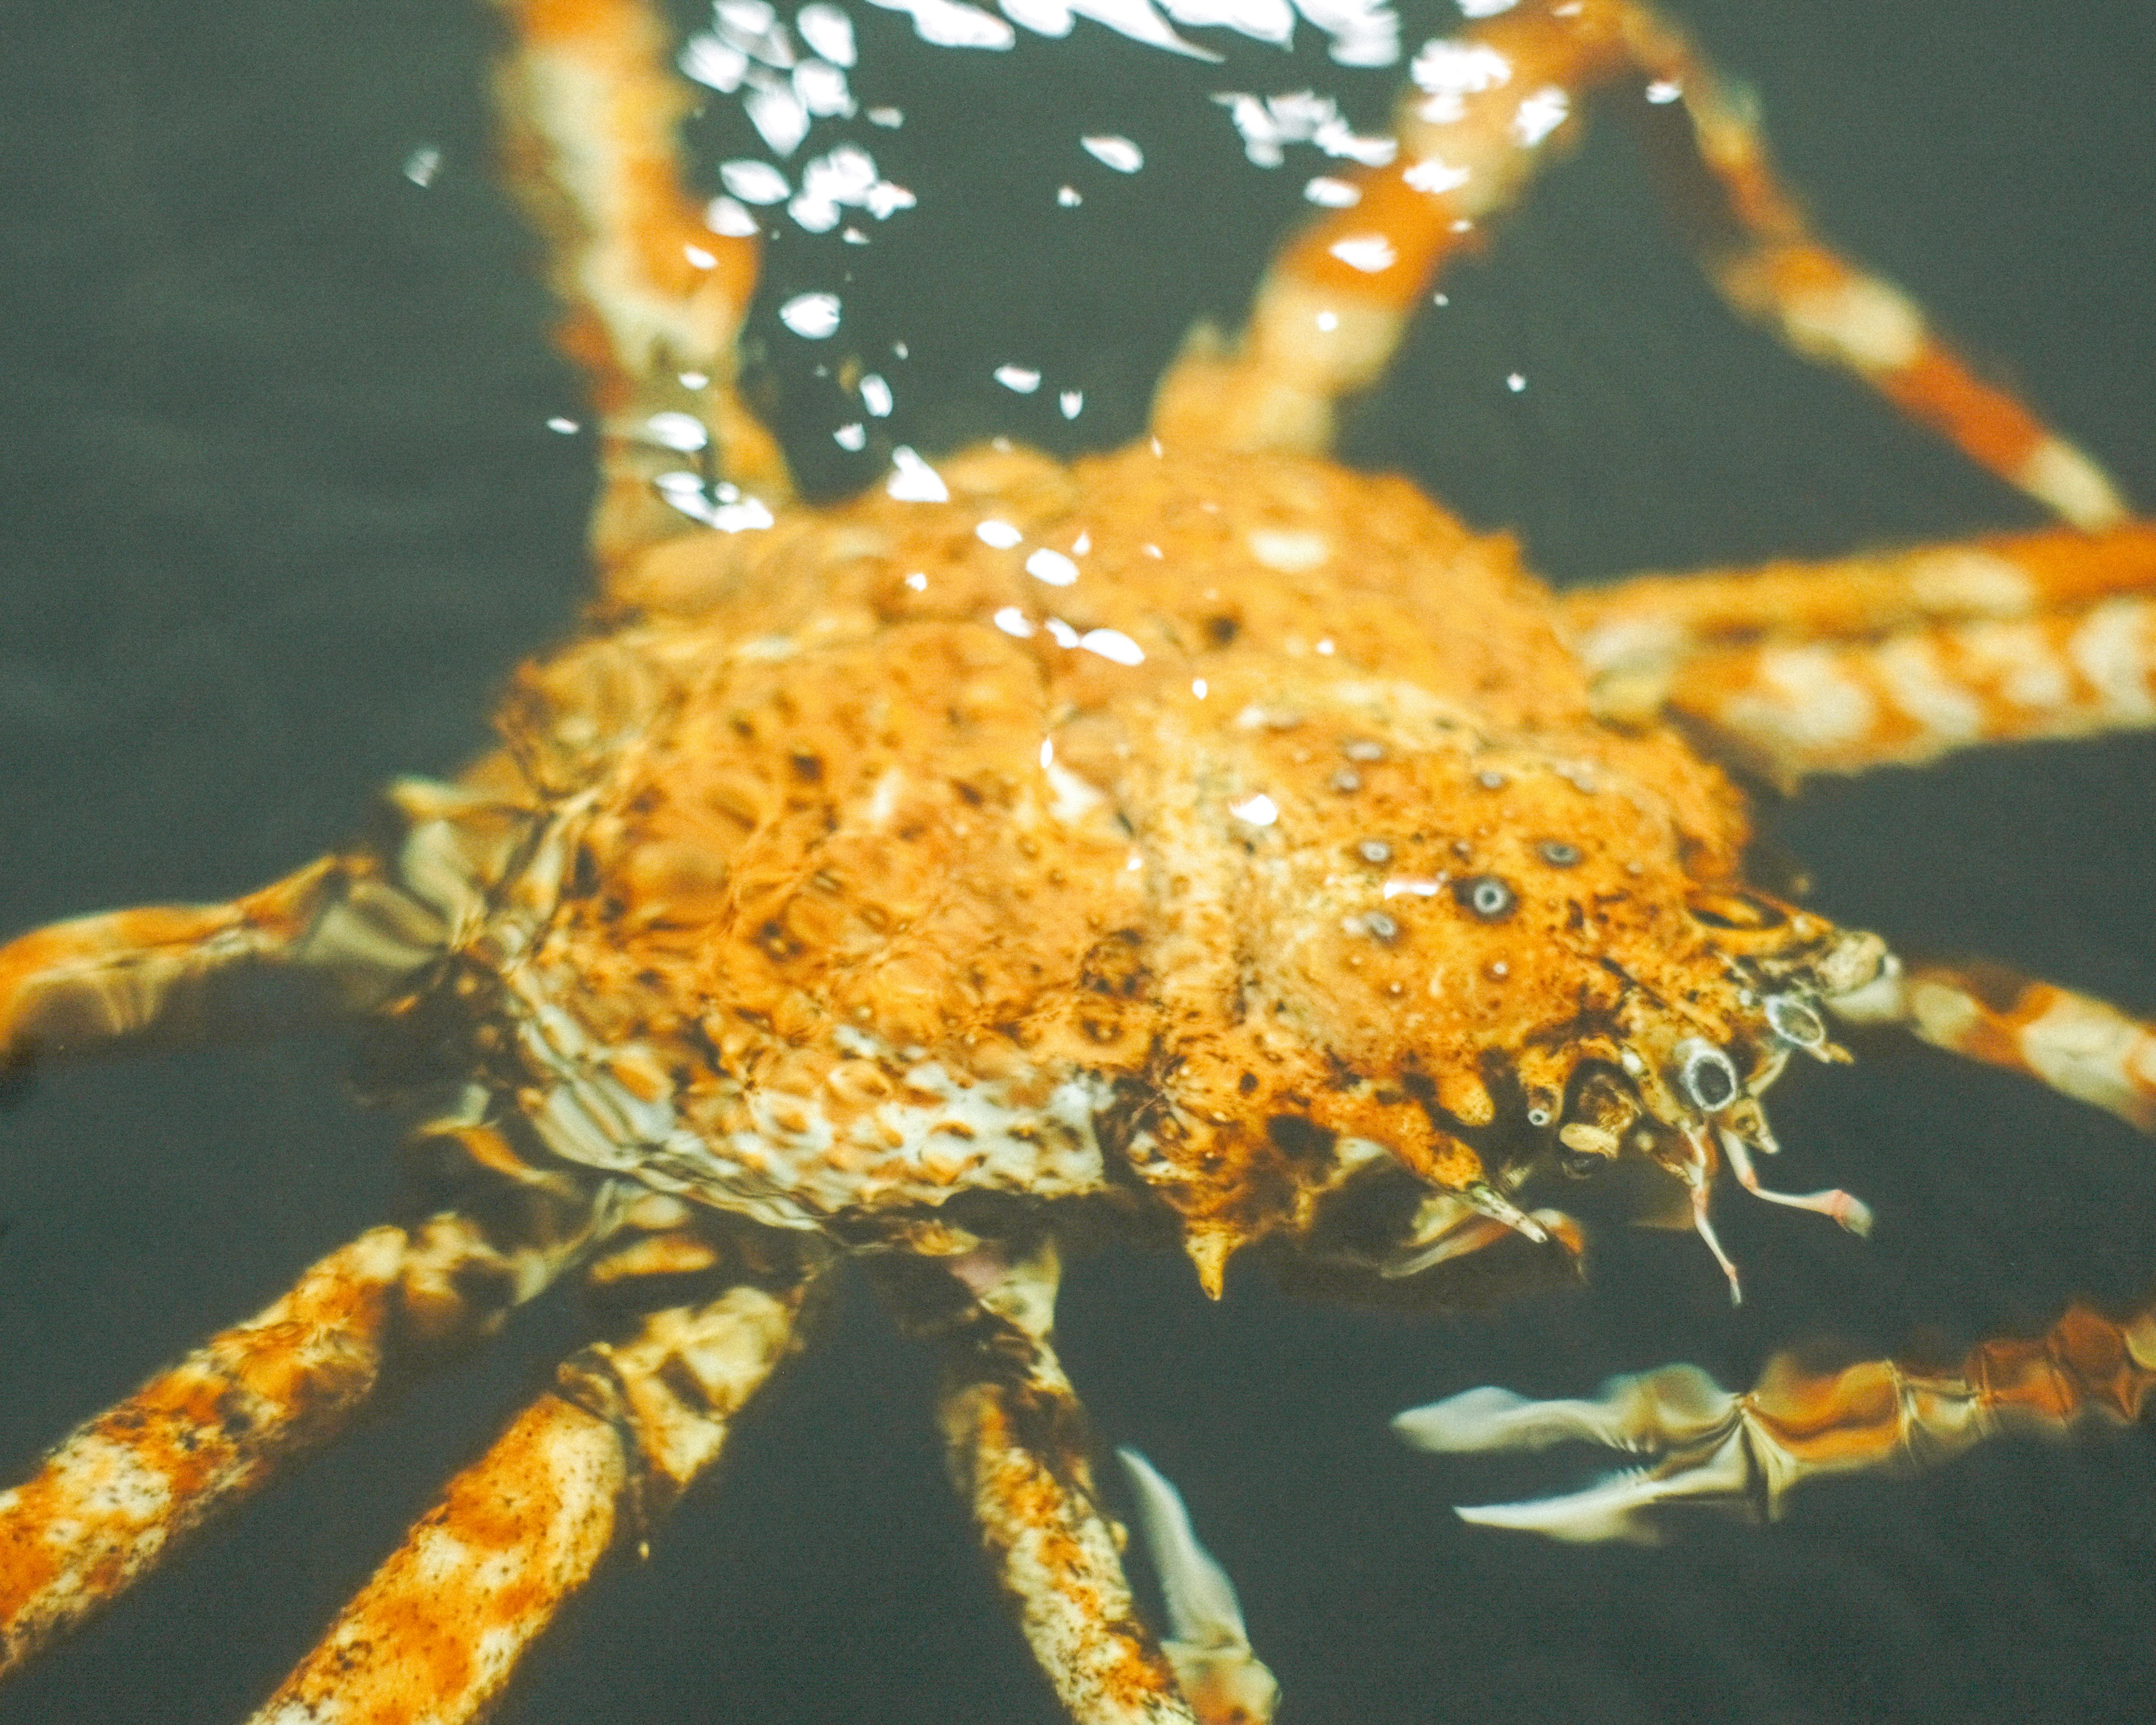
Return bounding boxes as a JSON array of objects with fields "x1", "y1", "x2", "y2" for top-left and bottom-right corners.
[
  {"x1": 0, "y1": 777, "x2": 543, "y2": 1074},
  {"x1": 894, "y1": 1239, "x2": 1258, "y2": 1725},
  {"x1": 1647, "y1": 594, "x2": 2156, "y2": 780},
  {"x1": 0, "y1": 859, "x2": 351, "y2": 1069},
  {"x1": 1153, "y1": 0, "x2": 2130, "y2": 528},
  {"x1": 1397, "y1": 1299, "x2": 2156, "y2": 1543},
  {"x1": 1554, "y1": 523, "x2": 2156, "y2": 775},
  {"x1": 0, "y1": 1198, "x2": 595, "y2": 1681},
  {"x1": 487, "y1": 0, "x2": 792, "y2": 571},
  {"x1": 249, "y1": 1271, "x2": 813, "y2": 1725},
  {"x1": 1833, "y1": 958, "x2": 2156, "y2": 1134}
]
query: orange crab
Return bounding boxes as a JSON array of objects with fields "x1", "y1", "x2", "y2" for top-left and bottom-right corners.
[{"x1": 2, "y1": 2, "x2": 2154, "y2": 1722}]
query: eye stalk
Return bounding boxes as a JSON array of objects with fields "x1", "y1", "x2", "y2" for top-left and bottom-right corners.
[{"x1": 1673, "y1": 1038, "x2": 1741, "y2": 1114}]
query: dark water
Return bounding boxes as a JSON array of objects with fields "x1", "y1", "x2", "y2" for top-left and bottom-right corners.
[{"x1": 2, "y1": 2, "x2": 2154, "y2": 1721}]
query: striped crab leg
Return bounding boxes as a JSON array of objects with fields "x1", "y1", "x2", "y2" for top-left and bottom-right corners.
[
  {"x1": 1833, "y1": 958, "x2": 2156, "y2": 1135},
  {"x1": 248, "y1": 1257, "x2": 817, "y2": 1725},
  {"x1": 1555, "y1": 522, "x2": 2156, "y2": 778},
  {"x1": 0, "y1": 782, "x2": 597, "y2": 1676},
  {"x1": 883, "y1": 1237, "x2": 1278, "y2": 1725},
  {"x1": 1152, "y1": 0, "x2": 2132, "y2": 530},
  {"x1": 1395, "y1": 1300, "x2": 2156, "y2": 1543},
  {"x1": 487, "y1": 0, "x2": 793, "y2": 573},
  {"x1": 0, "y1": 1192, "x2": 599, "y2": 1682}
]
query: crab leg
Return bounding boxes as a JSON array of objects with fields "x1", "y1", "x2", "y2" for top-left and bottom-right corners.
[
  {"x1": 0, "y1": 776, "x2": 544, "y2": 1075},
  {"x1": 1153, "y1": 0, "x2": 2131, "y2": 528},
  {"x1": 1397, "y1": 1299, "x2": 2156, "y2": 1543},
  {"x1": 0, "y1": 1193, "x2": 596, "y2": 1681},
  {"x1": 886, "y1": 1239, "x2": 1262, "y2": 1725},
  {"x1": 0, "y1": 859, "x2": 353, "y2": 1070},
  {"x1": 248, "y1": 1269, "x2": 814, "y2": 1725},
  {"x1": 1831, "y1": 958, "x2": 2156, "y2": 1134},
  {"x1": 1552, "y1": 525, "x2": 2156, "y2": 778},
  {"x1": 487, "y1": 0, "x2": 792, "y2": 573}
]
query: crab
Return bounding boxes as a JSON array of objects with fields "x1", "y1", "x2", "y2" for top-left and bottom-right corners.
[{"x1": 3, "y1": 0, "x2": 2154, "y2": 1722}]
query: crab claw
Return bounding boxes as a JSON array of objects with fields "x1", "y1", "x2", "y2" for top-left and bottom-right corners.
[
  {"x1": 1117, "y1": 1448, "x2": 1281, "y2": 1725},
  {"x1": 1391, "y1": 1363, "x2": 1761, "y2": 1544}
]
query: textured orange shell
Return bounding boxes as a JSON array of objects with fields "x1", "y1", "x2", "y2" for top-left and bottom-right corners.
[{"x1": 478, "y1": 436, "x2": 1784, "y2": 1286}]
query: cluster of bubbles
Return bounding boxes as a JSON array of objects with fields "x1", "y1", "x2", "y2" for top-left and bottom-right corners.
[{"x1": 656, "y1": 0, "x2": 1520, "y2": 451}]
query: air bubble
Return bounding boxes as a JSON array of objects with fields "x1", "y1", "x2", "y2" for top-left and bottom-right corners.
[
  {"x1": 779, "y1": 291, "x2": 842, "y2": 338},
  {"x1": 1082, "y1": 135, "x2": 1144, "y2": 174}
]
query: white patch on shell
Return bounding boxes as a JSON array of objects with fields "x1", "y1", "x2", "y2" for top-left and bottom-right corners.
[
  {"x1": 2067, "y1": 598, "x2": 2156, "y2": 724},
  {"x1": 55, "y1": 1434, "x2": 174, "y2": 1526},
  {"x1": 1905, "y1": 549, "x2": 2034, "y2": 619},
  {"x1": 864, "y1": 766, "x2": 906, "y2": 826},
  {"x1": 1720, "y1": 646, "x2": 1876, "y2": 757},
  {"x1": 1874, "y1": 636, "x2": 1984, "y2": 746},
  {"x1": 1960, "y1": 620, "x2": 2072, "y2": 712},
  {"x1": 2016, "y1": 991, "x2": 2156, "y2": 1129},
  {"x1": 1779, "y1": 275, "x2": 1927, "y2": 372},
  {"x1": 2019, "y1": 436, "x2": 2130, "y2": 530},
  {"x1": 1246, "y1": 528, "x2": 1330, "y2": 571},
  {"x1": 1045, "y1": 759, "x2": 1108, "y2": 823}
]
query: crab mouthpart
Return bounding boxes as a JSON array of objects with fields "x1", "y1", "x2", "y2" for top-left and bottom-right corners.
[{"x1": 1379, "y1": 1185, "x2": 1581, "y2": 1280}]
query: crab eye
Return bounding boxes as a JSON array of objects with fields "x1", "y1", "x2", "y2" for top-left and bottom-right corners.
[
  {"x1": 1765, "y1": 993, "x2": 1826, "y2": 1049},
  {"x1": 1674, "y1": 1038, "x2": 1742, "y2": 1114},
  {"x1": 1556, "y1": 1147, "x2": 1606, "y2": 1179},
  {"x1": 1455, "y1": 874, "x2": 1516, "y2": 920},
  {"x1": 1536, "y1": 840, "x2": 1582, "y2": 867}
]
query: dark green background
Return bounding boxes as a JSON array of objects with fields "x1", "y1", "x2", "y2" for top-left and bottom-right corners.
[{"x1": 2, "y1": 2, "x2": 2154, "y2": 1720}]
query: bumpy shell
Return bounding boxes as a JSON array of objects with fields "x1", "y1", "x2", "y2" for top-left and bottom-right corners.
[{"x1": 429, "y1": 439, "x2": 1872, "y2": 1295}]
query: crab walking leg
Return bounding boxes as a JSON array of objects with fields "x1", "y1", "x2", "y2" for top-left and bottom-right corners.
[
  {"x1": 1401, "y1": 1302, "x2": 2156, "y2": 1543},
  {"x1": 1153, "y1": 0, "x2": 1630, "y2": 454},
  {"x1": 1606, "y1": 4, "x2": 2129, "y2": 528},
  {"x1": 1558, "y1": 520, "x2": 2156, "y2": 715},
  {"x1": 0, "y1": 1200, "x2": 594, "y2": 1681},
  {"x1": 249, "y1": 1277, "x2": 810, "y2": 1725},
  {"x1": 919, "y1": 1240, "x2": 1219, "y2": 1725},
  {"x1": 1114, "y1": 1450, "x2": 1280, "y2": 1725},
  {"x1": 1830, "y1": 959, "x2": 2156, "y2": 1134},
  {"x1": 487, "y1": 0, "x2": 793, "y2": 572},
  {"x1": 0, "y1": 859, "x2": 352, "y2": 1068},
  {"x1": 1154, "y1": 0, "x2": 2131, "y2": 527},
  {"x1": 1643, "y1": 595, "x2": 2156, "y2": 781}
]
